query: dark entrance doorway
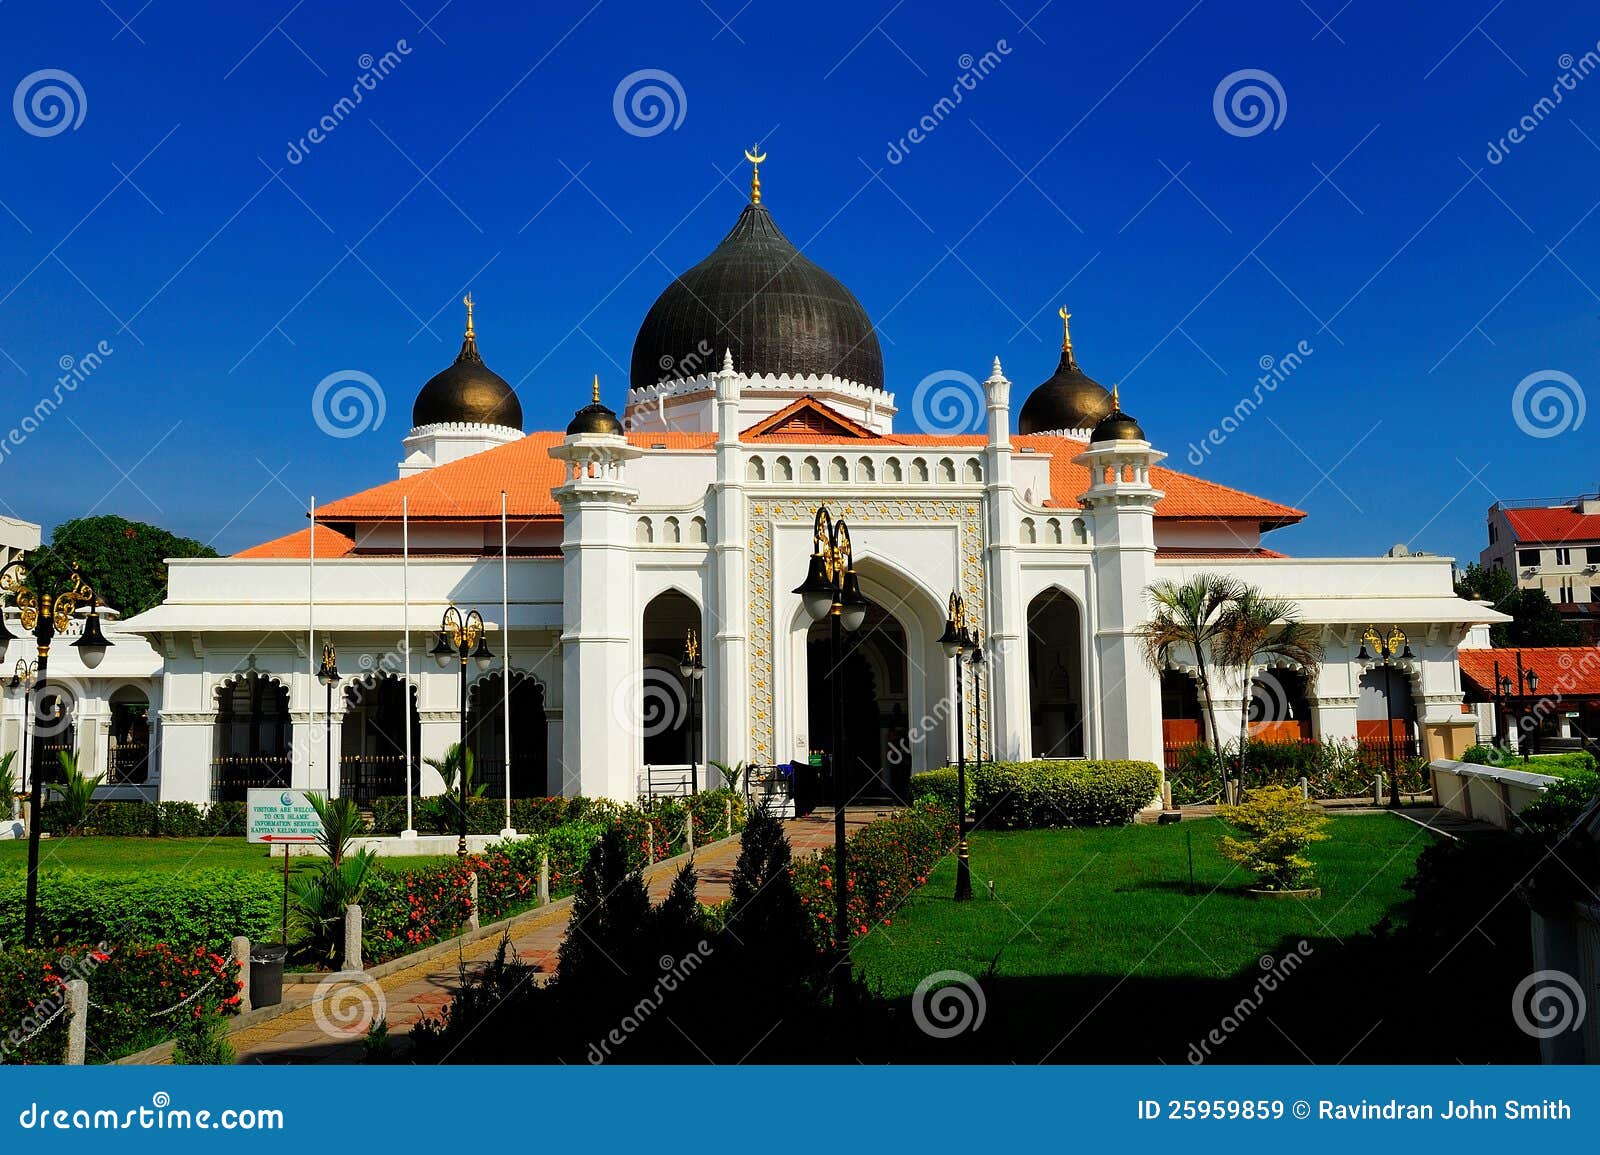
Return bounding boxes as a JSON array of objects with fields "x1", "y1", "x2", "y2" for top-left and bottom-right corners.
[
  {"x1": 340, "y1": 674, "x2": 420, "y2": 803},
  {"x1": 467, "y1": 671, "x2": 549, "y2": 798},
  {"x1": 806, "y1": 601, "x2": 909, "y2": 804}
]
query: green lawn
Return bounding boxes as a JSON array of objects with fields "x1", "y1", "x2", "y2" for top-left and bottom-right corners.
[
  {"x1": 853, "y1": 814, "x2": 1430, "y2": 995},
  {"x1": 0, "y1": 836, "x2": 454, "y2": 876}
]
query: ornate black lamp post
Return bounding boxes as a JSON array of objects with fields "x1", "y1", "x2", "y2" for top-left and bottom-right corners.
[
  {"x1": 1357, "y1": 625, "x2": 1413, "y2": 807},
  {"x1": 940, "y1": 592, "x2": 977, "y2": 900},
  {"x1": 969, "y1": 629, "x2": 986, "y2": 774},
  {"x1": 1494, "y1": 653, "x2": 1541, "y2": 763},
  {"x1": 315, "y1": 641, "x2": 340, "y2": 795},
  {"x1": 678, "y1": 628, "x2": 704, "y2": 795},
  {"x1": 793, "y1": 506, "x2": 867, "y2": 975},
  {"x1": 0, "y1": 560, "x2": 111, "y2": 944},
  {"x1": 430, "y1": 606, "x2": 493, "y2": 858},
  {"x1": 7, "y1": 660, "x2": 39, "y2": 822}
]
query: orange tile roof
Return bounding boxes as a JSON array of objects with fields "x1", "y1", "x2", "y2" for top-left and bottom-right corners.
[
  {"x1": 244, "y1": 423, "x2": 1304, "y2": 555},
  {"x1": 1505, "y1": 506, "x2": 1600, "y2": 544},
  {"x1": 742, "y1": 396, "x2": 879, "y2": 440},
  {"x1": 1458, "y1": 647, "x2": 1600, "y2": 700},
  {"x1": 234, "y1": 526, "x2": 355, "y2": 559}
]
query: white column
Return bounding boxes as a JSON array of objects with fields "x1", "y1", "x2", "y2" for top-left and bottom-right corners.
[
  {"x1": 708, "y1": 350, "x2": 750, "y2": 769},
  {"x1": 1076, "y1": 439, "x2": 1164, "y2": 765},
  {"x1": 982, "y1": 357, "x2": 1028, "y2": 761}
]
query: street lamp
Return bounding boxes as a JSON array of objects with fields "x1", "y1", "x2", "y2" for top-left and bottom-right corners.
[
  {"x1": 793, "y1": 506, "x2": 868, "y2": 975},
  {"x1": 969, "y1": 629, "x2": 986, "y2": 774},
  {"x1": 6, "y1": 660, "x2": 39, "y2": 821},
  {"x1": 940, "y1": 592, "x2": 978, "y2": 901},
  {"x1": 1357, "y1": 626, "x2": 1413, "y2": 808},
  {"x1": 430, "y1": 606, "x2": 493, "y2": 858},
  {"x1": 316, "y1": 641, "x2": 340, "y2": 795},
  {"x1": 678, "y1": 628, "x2": 704, "y2": 796},
  {"x1": 0, "y1": 559, "x2": 111, "y2": 944}
]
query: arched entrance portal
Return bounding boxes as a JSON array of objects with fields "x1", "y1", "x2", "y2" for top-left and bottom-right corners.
[
  {"x1": 108, "y1": 685, "x2": 150, "y2": 785},
  {"x1": 31, "y1": 689, "x2": 75, "y2": 785},
  {"x1": 1027, "y1": 589, "x2": 1085, "y2": 758},
  {"x1": 1357, "y1": 667, "x2": 1417, "y2": 758},
  {"x1": 640, "y1": 591, "x2": 702, "y2": 790},
  {"x1": 806, "y1": 600, "x2": 910, "y2": 804},
  {"x1": 341, "y1": 674, "x2": 420, "y2": 802},
  {"x1": 467, "y1": 672, "x2": 549, "y2": 798},
  {"x1": 212, "y1": 673, "x2": 292, "y2": 802}
]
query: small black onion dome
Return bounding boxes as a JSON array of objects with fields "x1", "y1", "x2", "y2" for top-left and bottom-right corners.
[
  {"x1": 412, "y1": 328, "x2": 523, "y2": 429},
  {"x1": 1089, "y1": 385, "x2": 1145, "y2": 443},
  {"x1": 1017, "y1": 320, "x2": 1114, "y2": 434},
  {"x1": 630, "y1": 200, "x2": 884, "y2": 391},
  {"x1": 566, "y1": 376, "x2": 623, "y2": 436}
]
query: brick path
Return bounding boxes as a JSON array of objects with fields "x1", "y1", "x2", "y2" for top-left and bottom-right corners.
[{"x1": 228, "y1": 807, "x2": 890, "y2": 1064}]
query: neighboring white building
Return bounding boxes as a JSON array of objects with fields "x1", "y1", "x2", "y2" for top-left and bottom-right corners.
[
  {"x1": 106, "y1": 166, "x2": 1502, "y2": 806},
  {"x1": 1481, "y1": 495, "x2": 1600, "y2": 641}
]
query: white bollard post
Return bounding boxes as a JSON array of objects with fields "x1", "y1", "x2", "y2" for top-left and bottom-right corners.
[
  {"x1": 64, "y1": 979, "x2": 88, "y2": 1065},
  {"x1": 343, "y1": 905, "x2": 363, "y2": 973},
  {"x1": 1373, "y1": 774, "x2": 1384, "y2": 806},
  {"x1": 467, "y1": 871, "x2": 480, "y2": 931},
  {"x1": 725, "y1": 798, "x2": 733, "y2": 836},
  {"x1": 685, "y1": 808, "x2": 695, "y2": 856},
  {"x1": 537, "y1": 853, "x2": 550, "y2": 905},
  {"x1": 646, "y1": 823, "x2": 655, "y2": 864},
  {"x1": 231, "y1": 936, "x2": 252, "y2": 1013},
  {"x1": 1299, "y1": 776, "x2": 1309, "y2": 802}
]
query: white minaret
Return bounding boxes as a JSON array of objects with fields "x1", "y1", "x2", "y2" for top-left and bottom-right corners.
[
  {"x1": 982, "y1": 356, "x2": 1027, "y2": 761},
  {"x1": 1074, "y1": 387, "x2": 1165, "y2": 767},
  {"x1": 549, "y1": 378, "x2": 643, "y2": 799},
  {"x1": 707, "y1": 350, "x2": 750, "y2": 770}
]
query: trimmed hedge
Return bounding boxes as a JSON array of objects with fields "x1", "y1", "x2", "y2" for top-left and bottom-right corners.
[
  {"x1": 792, "y1": 796, "x2": 958, "y2": 946},
  {"x1": 1167, "y1": 740, "x2": 1430, "y2": 804},
  {"x1": 38, "y1": 800, "x2": 246, "y2": 838},
  {"x1": 0, "y1": 870, "x2": 281, "y2": 951},
  {"x1": 911, "y1": 760, "x2": 1159, "y2": 828}
]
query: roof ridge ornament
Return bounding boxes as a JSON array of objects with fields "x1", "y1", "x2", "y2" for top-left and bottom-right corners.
[{"x1": 744, "y1": 145, "x2": 767, "y2": 205}]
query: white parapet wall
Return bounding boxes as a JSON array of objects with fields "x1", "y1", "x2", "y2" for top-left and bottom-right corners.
[{"x1": 1429, "y1": 758, "x2": 1559, "y2": 830}]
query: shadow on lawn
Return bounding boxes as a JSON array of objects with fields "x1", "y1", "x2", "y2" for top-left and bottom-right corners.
[{"x1": 862, "y1": 832, "x2": 1541, "y2": 1065}]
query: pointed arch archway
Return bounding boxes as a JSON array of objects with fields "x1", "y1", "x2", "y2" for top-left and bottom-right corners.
[
  {"x1": 467, "y1": 671, "x2": 549, "y2": 798},
  {"x1": 341, "y1": 673, "x2": 420, "y2": 802},
  {"x1": 211, "y1": 672, "x2": 292, "y2": 801},
  {"x1": 1027, "y1": 588, "x2": 1086, "y2": 758},
  {"x1": 639, "y1": 589, "x2": 702, "y2": 774}
]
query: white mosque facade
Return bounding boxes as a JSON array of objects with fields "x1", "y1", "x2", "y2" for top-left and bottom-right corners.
[{"x1": 4, "y1": 173, "x2": 1504, "y2": 808}]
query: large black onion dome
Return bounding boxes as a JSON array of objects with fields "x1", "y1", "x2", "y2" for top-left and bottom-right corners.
[
  {"x1": 1090, "y1": 386, "x2": 1145, "y2": 443},
  {"x1": 412, "y1": 328, "x2": 523, "y2": 430},
  {"x1": 1017, "y1": 316, "x2": 1113, "y2": 435},
  {"x1": 629, "y1": 201, "x2": 884, "y2": 391}
]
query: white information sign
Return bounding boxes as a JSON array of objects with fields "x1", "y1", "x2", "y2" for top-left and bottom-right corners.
[{"x1": 246, "y1": 788, "x2": 325, "y2": 845}]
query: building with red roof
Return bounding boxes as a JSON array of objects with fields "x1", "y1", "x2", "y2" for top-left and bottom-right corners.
[
  {"x1": 1481, "y1": 495, "x2": 1600, "y2": 641},
  {"x1": 120, "y1": 159, "x2": 1506, "y2": 806}
]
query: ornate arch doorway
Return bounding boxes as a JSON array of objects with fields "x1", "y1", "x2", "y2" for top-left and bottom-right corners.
[
  {"x1": 806, "y1": 600, "x2": 910, "y2": 804},
  {"x1": 467, "y1": 672, "x2": 549, "y2": 798},
  {"x1": 1027, "y1": 589, "x2": 1085, "y2": 758},
  {"x1": 640, "y1": 591, "x2": 702, "y2": 781},
  {"x1": 341, "y1": 674, "x2": 420, "y2": 802}
]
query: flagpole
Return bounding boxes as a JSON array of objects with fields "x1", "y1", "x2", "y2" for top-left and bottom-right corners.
[
  {"x1": 402, "y1": 495, "x2": 416, "y2": 838},
  {"x1": 500, "y1": 489, "x2": 514, "y2": 837},
  {"x1": 308, "y1": 496, "x2": 316, "y2": 796}
]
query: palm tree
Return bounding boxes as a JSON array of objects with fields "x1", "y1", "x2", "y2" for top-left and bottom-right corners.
[
  {"x1": 1216, "y1": 586, "x2": 1324, "y2": 787},
  {"x1": 48, "y1": 751, "x2": 104, "y2": 829},
  {"x1": 1137, "y1": 573, "x2": 1241, "y2": 770},
  {"x1": 424, "y1": 742, "x2": 483, "y2": 798}
]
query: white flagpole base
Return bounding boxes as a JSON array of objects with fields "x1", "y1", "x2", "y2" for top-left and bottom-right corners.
[{"x1": 400, "y1": 829, "x2": 419, "y2": 840}]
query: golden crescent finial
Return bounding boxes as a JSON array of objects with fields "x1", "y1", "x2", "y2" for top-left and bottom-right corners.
[
  {"x1": 463, "y1": 292, "x2": 475, "y2": 339},
  {"x1": 1058, "y1": 306, "x2": 1072, "y2": 354},
  {"x1": 744, "y1": 145, "x2": 766, "y2": 205}
]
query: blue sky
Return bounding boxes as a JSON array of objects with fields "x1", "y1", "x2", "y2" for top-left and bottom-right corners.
[{"x1": 0, "y1": 0, "x2": 1596, "y2": 559}]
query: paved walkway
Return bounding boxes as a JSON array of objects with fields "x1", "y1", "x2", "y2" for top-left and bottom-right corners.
[{"x1": 229, "y1": 807, "x2": 889, "y2": 1064}]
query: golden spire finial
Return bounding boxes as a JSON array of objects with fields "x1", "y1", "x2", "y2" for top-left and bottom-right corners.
[
  {"x1": 744, "y1": 145, "x2": 767, "y2": 205},
  {"x1": 1111, "y1": 382, "x2": 1121, "y2": 410},
  {"x1": 463, "y1": 292, "x2": 475, "y2": 339},
  {"x1": 1058, "y1": 306, "x2": 1073, "y2": 356},
  {"x1": 592, "y1": 373, "x2": 601, "y2": 404}
]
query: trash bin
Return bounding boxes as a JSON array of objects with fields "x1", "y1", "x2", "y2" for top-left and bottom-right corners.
[{"x1": 250, "y1": 943, "x2": 288, "y2": 1008}]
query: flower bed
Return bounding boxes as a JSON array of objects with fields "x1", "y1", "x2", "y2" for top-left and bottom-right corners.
[
  {"x1": 1, "y1": 942, "x2": 242, "y2": 1064},
  {"x1": 792, "y1": 797, "x2": 958, "y2": 948}
]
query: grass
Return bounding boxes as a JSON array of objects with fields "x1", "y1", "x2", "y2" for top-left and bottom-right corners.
[
  {"x1": 0, "y1": 836, "x2": 455, "y2": 876},
  {"x1": 853, "y1": 814, "x2": 1430, "y2": 996}
]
